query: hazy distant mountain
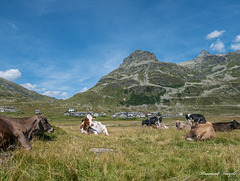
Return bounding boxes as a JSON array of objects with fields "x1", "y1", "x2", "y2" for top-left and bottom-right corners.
[{"x1": 0, "y1": 77, "x2": 56, "y2": 102}]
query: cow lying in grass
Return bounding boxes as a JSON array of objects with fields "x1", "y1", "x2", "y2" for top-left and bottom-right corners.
[
  {"x1": 80, "y1": 114, "x2": 109, "y2": 135},
  {"x1": 142, "y1": 116, "x2": 162, "y2": 127},
  {"x1": 185, "y1": 114, "x2": 206, "y2": 126},
  {"x1": 183, "y1": 122, "x2": 216, "y2": 141},
  {"x1": 212, "y1": 120, "x2": 240, "y2": 132},
  {"x1": 152, "y1": 124, "x2": 169, "y2": 129},
  {"x1": 176, "y1": 121, "x2": 191, "y2": 131},
  {"x1": 0, "y1": 113, "x2": 54, "y2": 150}
]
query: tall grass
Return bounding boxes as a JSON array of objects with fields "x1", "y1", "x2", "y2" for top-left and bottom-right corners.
[{"x1": 1, "y1": 121, "x2": 240, "y2": 180}]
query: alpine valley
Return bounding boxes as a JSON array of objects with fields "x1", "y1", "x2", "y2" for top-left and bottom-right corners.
[
  {"x1": 66, "y1": 50, "x2": 240, "y2": 114},
  {"x1": 1, "y1": 50, "x2": 240, "y2": 115}
]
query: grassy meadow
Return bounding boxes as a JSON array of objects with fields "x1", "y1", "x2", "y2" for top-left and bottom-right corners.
[{"x1": 0, "y1": 115, "x2": 240, "y2": 180}]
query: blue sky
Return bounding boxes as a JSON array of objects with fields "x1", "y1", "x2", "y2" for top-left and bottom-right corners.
[{"x1": 0, "y1": 0, "x2": 240, "y2": 99}]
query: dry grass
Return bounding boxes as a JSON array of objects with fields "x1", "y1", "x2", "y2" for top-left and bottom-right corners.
[{"x1": 0, "y1": 117, "x2": 240, "y2": 180}]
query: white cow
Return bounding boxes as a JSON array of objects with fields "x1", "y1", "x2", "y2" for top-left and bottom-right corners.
[{"x1": 80, "y1": 114, "x2": 109, "y2": 135}]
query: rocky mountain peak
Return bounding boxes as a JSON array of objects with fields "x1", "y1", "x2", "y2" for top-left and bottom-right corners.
[
  {"x1": 200, "y1": 50, "x2": 211, "y2": 56},
  {"x1": 119, "y1": 50, "x2": 159, "y2": 69},
  {"x1": 193, "y1": 50, "x2": 211, "y2": 62}
]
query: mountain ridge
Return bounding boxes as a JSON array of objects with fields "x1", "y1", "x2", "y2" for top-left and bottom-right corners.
[
  {"x1": 66, "y1": 49, "x2": 240, "y2": 114},
  {"x1": 0, "y1": 77, "x2": 57, "y2": 103},
  {"x1": 1, "y1": 49, "x2": 239, "y2": 115}
]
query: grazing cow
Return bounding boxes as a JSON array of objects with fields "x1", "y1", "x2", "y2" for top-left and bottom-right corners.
[
  {"x1": 183, "y1": 122, "x2": 216, "y2": 141},
  {"x1": 185, "y1": 114, "x2": 206, "y2": 126},
  {"x1": 176, "y1": 121, "x2": 191, "y2": 131},
  {"x1": 80, "y1": 114, "x2": 109, "y2": 135},
  {"x1": 142, "y1": 116, "x2": 162, "y2": 127},
  {"x1": 0, "y1": 113, "x2": 54, "y2": 150},
  {"x1": 213, "y1": 120, "x2": 240, "y2": 132}
]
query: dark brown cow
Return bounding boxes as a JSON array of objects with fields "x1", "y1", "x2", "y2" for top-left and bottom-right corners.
[
  {"x1": 213, "y1": 120, "x2": 240, "y2": 132},
  {"x1": 0, "y1": 113, "x2": 54, "y2": 150}
]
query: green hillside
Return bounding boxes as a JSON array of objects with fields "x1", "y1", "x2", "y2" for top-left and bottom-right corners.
[
  {"x1": 66, "y1": 50, "x2": 240, "y2": 114},
  {"x1": 0, "y1": 77, "x2": 57, "y2": 103}
]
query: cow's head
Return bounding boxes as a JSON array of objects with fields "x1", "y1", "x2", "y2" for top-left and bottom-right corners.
[
  {"x1": 185, "y1": 114, "x2": 193, "y2": 126},
  {"x1": 176, "y1": 121, "x2": 181, "y2": 128},
  {"x1": 81, "y1": 116, "x2": 90, "y2": 131},
  {"x1": 36, "y1": 113, "x2": 54, "y2": 133},
  {"x1": 232, "y1": 120, "x2": 240, "y2": 129}
]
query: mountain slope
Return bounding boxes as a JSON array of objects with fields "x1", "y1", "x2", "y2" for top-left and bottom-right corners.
[
  {"x1": 67, "y1": 51, "x2": 200, "y2": 109},
  {"x1": 0, "y1": 77, "x2": 56, "y2": 102},
  {"x1": 67, "y1": 50, "x2": 240, "y2": 114}
]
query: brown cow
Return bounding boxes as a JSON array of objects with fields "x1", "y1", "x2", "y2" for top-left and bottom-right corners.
[
  {"x1": 0, "y1": 113, "x2": 54, "y2": 150},
  {"x1": 183, "y1": 122, "x2": 216, "y2": 141},
  {"x1": 80, "y1": 114, "x2": 109, "y2": 135}
]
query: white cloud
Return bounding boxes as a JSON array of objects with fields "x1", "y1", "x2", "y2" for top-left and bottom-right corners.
[
  {"x1": 206, "y1": 30, "x2": 225, "y2": 40},
  {"x1": 60, "y1": 92, "x2": 68, "y2": 99},
  {"x1": 231, "y1": 44, "x2": 240, "y2": 51},
  {"x1": 210, "y1": 39, "x2": 225, "y2": 52},
  {"x1": 0, "y1": 69, "x2": 21, "y2": 81},
  {"x1": 79, "y1": 87, "x2": 88, "y2": 93},
  {"x1": 234, "y1": 35, "x2": 240, "y2": 42},
  {"x1": 8, "y1": 22, "x2": 18, "y2": 30},
  {"x1": 21, "y1": 83, "x2": 46, "y2": 92},
  {"x1": 43, "y1": 91, "x2": 61, "y2": 97}
]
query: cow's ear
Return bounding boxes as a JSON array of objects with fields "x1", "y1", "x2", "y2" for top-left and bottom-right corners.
[{"x1": 37, "y1": 113, "x2": 43, "y2": 119}]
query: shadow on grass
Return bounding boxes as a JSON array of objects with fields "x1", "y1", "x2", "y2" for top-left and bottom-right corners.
[{"x1": 33, "y1": 126, "x2": 67, "y2": 141}]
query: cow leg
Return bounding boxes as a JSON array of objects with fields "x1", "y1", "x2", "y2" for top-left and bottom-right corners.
[
  {"x1": 14, "y1": 132, "x2": 32, "y2": 150},
  {"x1": 183, "y1": 129, "x2": 196, "y2": 140},
  {"x1": 102, "y1": 125, "x2": 109, "y2": 135},
  {"x1": 80, "y1": 128, "x2": 88, "y2": 135},
  {"x1": 186, "y1": 119, "x2": 192, "y2": 126}
]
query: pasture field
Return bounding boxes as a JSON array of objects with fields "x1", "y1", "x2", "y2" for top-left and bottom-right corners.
[{"x1": 0, "y1": 116, "x2": 240, "y2": 181}]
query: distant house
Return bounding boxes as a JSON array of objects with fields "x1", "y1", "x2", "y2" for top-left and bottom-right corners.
[
  {"x1": 100, "y1": 112, "x2": 107, "y2": 116},
  {"x1": 119, "y1": 112, "x2": 127, "y2": 119},
  {"x1": 88, "y1": 111, "x2": 94, "y2": 115},
  {"x1": 68, "y1": 108, "x2": 75, "y2": 112},
  {"x1": 179, "y1": 113, "x2": 183, "y2": 116},
  {"x1": 64, "y1": 112, "x2": 70, "y2": 116},
  {"x1": 71, "y1": 112, "x2": 87, "y2": 117},
  {"x1": 127, "y1": 112, "x2": 134, "y2": 118},
  {"x1": 0, "y1": 106, "x2": 17, "y2": 113},
  {"x1": 35, "y1": 110, "x2": 41, "y2": 114},
  {"x1": 151, "y1": 112, "x2": 159, "y2": 116},
  {"x1": 93, "y1": 113, "x2": 99, "y2": 117},
  {"x1": 65, "y1": 111, "x2": 87, "y2": 117},
  {"x1": 139, "y1": 113, "x2": 146, "y2": 118}
]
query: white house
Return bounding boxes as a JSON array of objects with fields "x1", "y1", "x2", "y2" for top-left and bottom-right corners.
[{"x1": 68, "y1": 108, "x2": 75, "y2": 112}]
